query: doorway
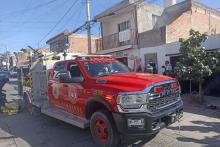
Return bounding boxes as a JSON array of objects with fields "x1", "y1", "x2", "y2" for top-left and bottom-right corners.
[
  {"x1": 144, "y1": 53, "x2": 158, "y2": 73},
  {"x1": 116, "y1": 57, "x2": 128, "y2": 66}
]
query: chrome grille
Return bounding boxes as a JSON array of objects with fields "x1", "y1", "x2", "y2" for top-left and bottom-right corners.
[{"x1": 147, "y1": 83, "x2": 180, "y2": 112}]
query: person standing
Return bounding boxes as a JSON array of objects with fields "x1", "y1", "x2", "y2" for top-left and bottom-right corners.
[{"x1": 164, "y1": 60, "x2": 172, "y2": 76}]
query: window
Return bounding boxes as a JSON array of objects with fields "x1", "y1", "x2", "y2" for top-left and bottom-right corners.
[
  {"x1": 83, "y1": 61, "x2": 129, "y2": 77},
  {"x1": 152, "y1": 15, "x2": 159, "y2": 26},
  {"x1": 118, "y1": 20, "x2": 131, "y2": 32},
  {"x1": 67, "y1": 63, "x2": 83, "y2": 78},
  {"x1": 54, "y1": 62, "x2": 65, "y2": 78}
]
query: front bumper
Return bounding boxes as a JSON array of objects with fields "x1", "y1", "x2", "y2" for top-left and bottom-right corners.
[{"x1": 112, "y1": 100, "x2": 183, "y2": 136}]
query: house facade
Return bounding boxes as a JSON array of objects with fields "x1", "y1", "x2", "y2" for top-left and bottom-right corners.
[
  {"x1": 46, "y1": 29, "x2": 98, "y2": 54},
  {"x1": 14, "y1": 48, "x2": 50, "y2": 68},
  {"x1": 95, "y1": 0, "x2": 220, "y2": 72},
  {"x1": 140, "y1": 34, "x2": 220, "y2": 74},
  {"x1": 139, "y1": 0, "x2": 220, "y2": 74},
  {"x1": 95, "y1": 0, "x2": 163, "y2": 69}
]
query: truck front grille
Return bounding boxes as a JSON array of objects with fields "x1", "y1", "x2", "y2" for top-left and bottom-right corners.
[{"x1": 147, "y1": 83, "x2": 180, "y2": 112}]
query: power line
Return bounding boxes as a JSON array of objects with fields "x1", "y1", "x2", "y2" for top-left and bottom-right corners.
[
  {"x1": 0, "y1": 0, "x2": 60, "y2": 19},
  {"x1": 38, "y1": 0, "x2": 80, "y2": 44},
  {"x1": 58, "y1": 1, "x2": 85, "y2": 31}
]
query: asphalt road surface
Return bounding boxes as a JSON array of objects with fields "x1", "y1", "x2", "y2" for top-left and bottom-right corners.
[{"x1": 0, "y1": 79, "x2": 220, "y2": 147}]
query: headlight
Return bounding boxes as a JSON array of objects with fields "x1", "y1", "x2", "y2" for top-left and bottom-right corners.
[{"x1": 117, "y1": 94, "x2": 148, "y2": 109}]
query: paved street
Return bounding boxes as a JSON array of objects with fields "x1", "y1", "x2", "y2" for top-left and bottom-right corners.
[{"x1": 0, "y1": 79, "x2": 219, "y2": 147}]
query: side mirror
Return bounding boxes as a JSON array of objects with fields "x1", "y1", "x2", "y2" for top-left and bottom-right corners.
[{"x1": 59, "y1": 71, "x2": 71, "y2": 83}]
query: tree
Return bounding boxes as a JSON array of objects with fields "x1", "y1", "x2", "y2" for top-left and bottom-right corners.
[{"x1": 175, "y1": 29, "x2": 220, "y2": 103}]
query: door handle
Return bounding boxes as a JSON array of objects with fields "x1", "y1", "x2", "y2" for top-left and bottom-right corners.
[{"x1": 63, "y1": 84, "x2": 69, "y2": 87}]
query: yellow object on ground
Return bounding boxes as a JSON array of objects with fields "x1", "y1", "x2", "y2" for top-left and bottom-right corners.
[{"x1": 1, "y1": 101, "x2": 19, "y2": 115}]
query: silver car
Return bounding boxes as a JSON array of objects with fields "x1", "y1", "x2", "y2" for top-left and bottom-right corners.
[{"x1": 0, "y1": 71, "x2": 10, "y2": 83}]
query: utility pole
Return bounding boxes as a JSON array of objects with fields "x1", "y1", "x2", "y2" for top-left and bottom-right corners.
[
  {"x1": 86, "y1": 0, "x2": 92, "y2": 55},
  {"x1": 5, "y1": 45, "x2": 10, "y2": 70}
]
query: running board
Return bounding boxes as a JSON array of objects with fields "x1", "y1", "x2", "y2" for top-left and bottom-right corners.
[{"x1": 41, "y1": 105, "x2": 89, "y2": 129}]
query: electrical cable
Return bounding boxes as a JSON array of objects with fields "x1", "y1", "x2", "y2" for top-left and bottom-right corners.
[
  {"x1": 0, "y1": 0, "x2": 60, "y2": 19},
  {"x1": 59, "y1": 1, "x2": 85, "y2": 31},
  {"x1": 38, "y1": 0, "x2": 80, "y2": 44}
]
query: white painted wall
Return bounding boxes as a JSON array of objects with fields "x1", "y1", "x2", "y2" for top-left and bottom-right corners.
[
  {"x1": 202, "y1": 34, "x2": 220, "y2": 49},
  {"x1": 101, "y1": 3, "x2": 163, "y2": 37},
  {"x1": 102, "y1": 10, "x2": 136, "y2": 37},
  {"x1": 136, "y1": 4, "x2": 163, "y2": 33},
  {"x1": 140, "y1": 33, "x2": 220, "y2": 74},
  {"x1": 140, "y1": 43, "x2": 179, "y2": 74}
]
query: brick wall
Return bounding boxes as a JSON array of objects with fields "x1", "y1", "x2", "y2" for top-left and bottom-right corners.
[
  {"x1": 16, "y1": 50, "x2": 32, "y2": 67},
  {"x1": 68, "y1": 35, "x2": 97, "y2": 54},
  {"x1": 166, "y1": 6, "x2": 220, "y2": 43}
]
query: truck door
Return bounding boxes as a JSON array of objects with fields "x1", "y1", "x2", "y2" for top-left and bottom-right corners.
[
  {"x1": 60, "y1": 62, "x2": 85, "y2": 116},
  {"x1": 48, "y1": 62, "x2": 66, "y2": 108}
]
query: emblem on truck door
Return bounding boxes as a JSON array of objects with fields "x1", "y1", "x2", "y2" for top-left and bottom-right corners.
[
  {"x1": 52, "y1": 84, "x2": 61, "y2": 99},
  {"x1": 69, "y1": 91, "x2": 77, "y2": 100}
]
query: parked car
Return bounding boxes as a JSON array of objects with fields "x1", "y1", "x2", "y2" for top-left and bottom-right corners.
[
  {"x1": 10, "y1": 70, "x2": 18, "y2": 78},
  {"x1": 0, "y1": 71, "x2": 10, "y2": 83}
]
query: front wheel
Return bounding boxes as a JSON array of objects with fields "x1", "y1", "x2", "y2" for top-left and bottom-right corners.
[{"x1": 90, "y1": 110, "x2": 120, "y2": 147}]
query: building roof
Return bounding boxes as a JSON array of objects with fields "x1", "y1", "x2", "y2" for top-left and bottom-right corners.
[
  {"x1": 155, "y1": 0, "x2": 220, "y2": 29},
  {"x1": 46, "y1": 29, "x2": 70, "y2": 44},
  {"x1": 46, "y1": 29, "x2": 98, "y2": 44}
]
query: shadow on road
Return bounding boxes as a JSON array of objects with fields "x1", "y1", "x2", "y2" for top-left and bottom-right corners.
[
  {"x1": 167, "y1": 99, "x2": 220, "y2": 147},
  {"x1": 169, "y1": 120, "x2": 220, "y2": 133},
  {"x1": 182, "y1": 95, "x2": 220, "y2": 119},
  {"x1": 176, "y1": 135, "x2": 220, "y2": 147},
  {"x1": 120, "y1": 134, "x2": 157, "y2": 147}
]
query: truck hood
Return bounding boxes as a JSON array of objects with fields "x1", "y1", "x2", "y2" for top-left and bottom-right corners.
[{"x1": 95, "y1": 72, "x2": 175, "y2": 92}]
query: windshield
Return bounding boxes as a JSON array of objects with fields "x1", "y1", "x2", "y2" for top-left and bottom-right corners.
[{"x1": 83, "y1": 61, "x2": 130, "y2": 77}]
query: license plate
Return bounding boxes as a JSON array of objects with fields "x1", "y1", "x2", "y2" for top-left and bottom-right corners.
[{"x1": 128, "y1": 119, "x2": 144, "y2": 127}]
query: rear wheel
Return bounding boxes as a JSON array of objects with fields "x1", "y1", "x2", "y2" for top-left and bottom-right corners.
[{"x1": 90, "y1": 110, "x2": 120, "y2": 147}]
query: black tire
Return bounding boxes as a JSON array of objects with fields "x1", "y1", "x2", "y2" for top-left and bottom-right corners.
[{"x1": 90, "y1": 110, "x2": 120, "y2": 147}]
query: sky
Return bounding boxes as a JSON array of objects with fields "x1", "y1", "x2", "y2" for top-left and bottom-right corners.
[{"x1": 0, "y1": 0, "x2": 219, "y2": 53}]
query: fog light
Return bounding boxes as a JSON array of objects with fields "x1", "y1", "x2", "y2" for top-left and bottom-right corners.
[{"x1": 127, "y1": 118, "x2": 144, "y2": 128}]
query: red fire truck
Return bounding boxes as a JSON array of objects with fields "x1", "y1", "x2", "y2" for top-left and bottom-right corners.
[{"x1": 23, "y1": 55, "x2": 183, "y2": 147}]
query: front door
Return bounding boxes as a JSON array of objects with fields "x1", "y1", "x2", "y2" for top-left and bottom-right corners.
[
  {"x1": 144, "y1": 53, "x2": 158, "y2": 73},
  {"x1": 60, "y1": 62, "x2": 84, "y2": 116},
  {"x1": 48, "y1": 62, "x2": 66, "y2": 108}
]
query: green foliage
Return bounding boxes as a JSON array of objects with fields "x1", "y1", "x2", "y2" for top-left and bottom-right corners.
[{"x1": 175, "y1": 29, "x2": 220, "y2": 82}]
